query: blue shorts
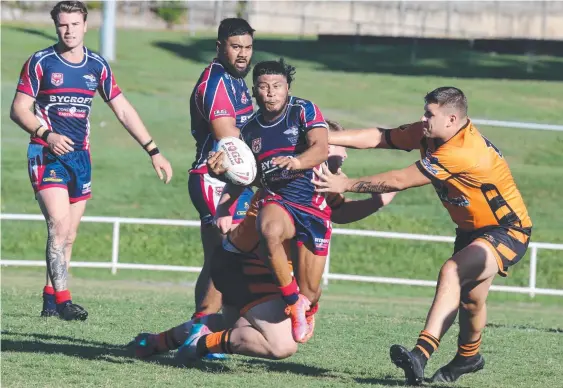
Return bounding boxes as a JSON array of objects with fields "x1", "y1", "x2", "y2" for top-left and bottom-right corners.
[
  {"x1": 259, "y1": 195, "x2": 332, "y2": 256},
  {"x1": 188, "y1": 172, "x2": 254, "y2": 226},
  {"x1": 27, "y1": 144, "x2": 92, "y2": 203}
]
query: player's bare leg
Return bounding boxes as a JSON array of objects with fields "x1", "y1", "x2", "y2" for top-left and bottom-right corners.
[
  {"x1": 256, "y1": 203, "x2": 310, "y2": 342},
  {"x1": 193, "y1": 225, "x2": 223, "y2": 318},
  {"x1": 294, "y1": 244, "x2": 327, "y2": 341},
  {"x1": 430, "y1": 275, "x2": 492, "y2": 383},
  {"x1": 37, "y1": 188, "x2": 87, "y2": 320},
  {"x1": 390, "y1": 241, "x2": 498, "y2": 385},
  {"x1": 177, "y1": 298, "x2": 297, "y2": 362}
]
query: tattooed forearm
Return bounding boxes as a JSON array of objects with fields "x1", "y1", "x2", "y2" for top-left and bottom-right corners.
[
  {"x1": 46, "y1": 221, "x2": 68, "y2": 291},
  {"x1": 350, "y1": 180, "x2": 395, "y2": 194}
]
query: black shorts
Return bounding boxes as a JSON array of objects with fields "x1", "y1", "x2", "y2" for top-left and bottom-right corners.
[
  {"x1": 211, "y1": 246, "x2": 280, "y2": 314},
  {"x1": 454, "y1": 226, "x2": 532, "y2": 277}
]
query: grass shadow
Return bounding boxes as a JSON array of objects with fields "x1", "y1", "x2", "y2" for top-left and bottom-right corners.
[
  {"x1": 4, "y1": 25, "x2": 57, "y2": 42},
  {"x1": 153, "y1": 37, "x2": 563, "y2": 82}
]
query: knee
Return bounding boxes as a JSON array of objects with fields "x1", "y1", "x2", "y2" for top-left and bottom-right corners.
[
  {"x1": 259, "y1": 222, "x2": 285, "y2": 246},
  {"x1": 46, "y1": 218, "x2": 70, "y2": 244},
  {"x1": 66, "y1": 230, "x2": 78, "y2": 247},
  {"x1": 460, "y1": 295, "x2": 486, "y2": 315},
  {"x1": 268, "y1": 339, "x2": 298, "y2": 360},
  {"x1": 438, "y1": 260, "x2": 459, "y2": 283}
]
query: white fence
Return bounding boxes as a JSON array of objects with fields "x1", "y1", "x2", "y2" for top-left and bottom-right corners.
[{"x1": 1, "y1": 213, "x2": 562, "y2": 298}]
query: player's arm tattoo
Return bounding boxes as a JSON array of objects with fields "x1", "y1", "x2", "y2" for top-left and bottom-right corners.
[
  {"x1": 46, "y1": 220, "x2": 68, "y2": 291},
  {"x1": 349, "y1": 180, "x2": 395, "y2": 194}
]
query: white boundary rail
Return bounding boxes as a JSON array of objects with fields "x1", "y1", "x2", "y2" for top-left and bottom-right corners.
[{"x1": 1, "y1": 213, "x2": 562, "y2": 298}]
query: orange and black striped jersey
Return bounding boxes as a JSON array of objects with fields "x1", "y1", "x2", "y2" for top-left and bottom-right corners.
[
  {"x1": 385, "y1": 120, "x2": 532, "y2": 231},
  {"x1": 224, "y1": 189, "x2": 345, "y2": 255}
]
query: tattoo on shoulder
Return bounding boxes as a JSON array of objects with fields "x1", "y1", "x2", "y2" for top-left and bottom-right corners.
[{"x1": 350, "y1": 181, "x2": 393, "y2": 193}]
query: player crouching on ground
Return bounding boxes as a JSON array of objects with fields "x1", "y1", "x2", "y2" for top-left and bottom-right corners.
[
  {"x1": 313, "y1": 87, "x2": 532, "y2": 385},
  {"x1": 131, "y1": 119, "x2": 396, "y2": 360}
]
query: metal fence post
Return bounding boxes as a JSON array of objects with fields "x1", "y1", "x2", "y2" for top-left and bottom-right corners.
[
  {"x1": 111, "y1": 220, "x2": 120, "y2": 275},
  {"x1": 323, "y1": 242, "x2": 331, "y2": 288},
  {"x1": 529, "y1": 245, "x2": 538, "y2": 298}
]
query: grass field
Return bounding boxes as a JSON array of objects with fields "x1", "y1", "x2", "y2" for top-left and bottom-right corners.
[
  {"x1": 2, "y1": 268, "x2": 563, "y2": 388},
  {"x1": 2, "y1": 24, "x2": 563, "y2": 288},
  {"x1": 1, "y1": 24, "x2": 563, "y2": 387}
]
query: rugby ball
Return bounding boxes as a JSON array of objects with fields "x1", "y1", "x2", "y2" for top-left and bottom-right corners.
[{"x1": 216, "y1": 137, "x2": 257, "y2": 186}]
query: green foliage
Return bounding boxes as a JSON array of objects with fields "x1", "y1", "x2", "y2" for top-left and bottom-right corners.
[{"x1": 151, "y1": 2, "x2": 185, "y2": 29}]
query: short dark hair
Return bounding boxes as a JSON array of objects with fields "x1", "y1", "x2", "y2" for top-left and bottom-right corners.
[
  {"x1": 424, "y1": 87, "x2": 468, "y2": 117},
  {"x1": 51, "y1": 1, "x2": 88, "y2": 23},
  {"x1": 326, "y1": 119, "x2": 344, "y2": 132},
  {"x1": 217, "y1": 18, "x2": 255, "y2": 42},
  {"x1": 253, "y1": 58, "x2": 296, "y2": 87}
]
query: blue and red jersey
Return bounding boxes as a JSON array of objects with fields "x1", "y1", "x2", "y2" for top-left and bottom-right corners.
[
  {"x1": 16, "y1": 45, "x2": 122, "y2": 150},
  {"x1": 189, "y1": 59, "x2": 254, "y2": 174},
  {"x1": 241, "y1": 96, "x2": 330, "y2": 219}
]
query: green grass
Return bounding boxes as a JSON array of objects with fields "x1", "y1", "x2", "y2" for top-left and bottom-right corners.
[
  {"x1": 2, "y1": 269, "x2": 563, "y2": 388},
  {"x1": 1, "y1": 24, "x2": 563, "y2": 290}
]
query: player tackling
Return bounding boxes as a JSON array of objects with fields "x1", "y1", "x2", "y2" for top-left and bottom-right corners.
[
  {"x1": 314, "y1": 86, "x2": 532, "y2": 385},
  {"x1": 9, "y1": 1, "x2": 173, "y2": 320}
]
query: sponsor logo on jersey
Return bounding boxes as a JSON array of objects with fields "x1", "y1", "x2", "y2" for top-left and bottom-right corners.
[
  {"x1": 57, "y1": 106, "x2": 88, "y2": 118},
  {"x1": 49, "y1": 95, "x2": 93, "y2": 104},
  {"x1": 51, "y1": 73, "x2": 64, "y2": 86},
  {"x1": 241, "y1": 92, "x2": 248, "y2": 104},
  {"x1": 83, "y1": 74, "x2": 98, "y2": 90},
  {"x1": 252, "y1": 138, "x2": 262, "y2": 153},
  {"x1": 35, "y1": 50, "x2": 49, "y2": 58},
  {"x1": 283, "y1": 126, "x2": 299, "y2": 136}
]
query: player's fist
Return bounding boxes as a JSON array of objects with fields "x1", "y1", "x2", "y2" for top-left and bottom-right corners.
[
  {"x1": 207, "y1": 151, "x2": 228, "y2": 176},
  {"x1": 46, "y1": 132, "x2": 74, "y2": 155}
]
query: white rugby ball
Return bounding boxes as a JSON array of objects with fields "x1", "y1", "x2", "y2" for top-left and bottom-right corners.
[{"x1": 216, "y1": 136, "x2": 257, "y2": 186}]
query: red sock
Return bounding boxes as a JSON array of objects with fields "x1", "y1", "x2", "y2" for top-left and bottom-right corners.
[
  {"x1": 55, "y1": 290, "x2": 71, "y2": 304},
  {"x1": 279, "y1": 277, "x2": 299, "y2": 305},
  {"x1": 43, "y1": 286, "x2": 55, "y2": 295}
]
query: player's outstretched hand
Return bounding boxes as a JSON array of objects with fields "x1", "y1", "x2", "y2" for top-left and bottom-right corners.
[
  {"x1": 312, "y1": 164, "x2": 350, "y2": 194},
  {"x1": 272, "y1": 156, "x2": 301, "y2": 170},
  {"x1": 207, "y1": 151, "x2": 228, "y2": 176},
  {"x1": 47, "y1": 133, "x2": 74, "y2": 155},
  {"x1": 151, "y1": 153, "x2": 173, "y2": 184}
]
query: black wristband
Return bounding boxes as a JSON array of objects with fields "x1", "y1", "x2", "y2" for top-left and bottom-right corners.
[
  {"x1": 142, "y1": 139, "x2": 154, "y2": 150},
  {"x1": 41, "y1": 129, "x2": 52, "y2": 142},
  {"x1": 148, "y1": 147, "x2": 160, "y2": 156},
  {"x1": 33, "y1": 125, "x2": 43, "y2": 137}
]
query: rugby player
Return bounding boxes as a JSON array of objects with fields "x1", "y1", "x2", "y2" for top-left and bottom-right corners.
[
  {"x1": 313, "y1": 87, "x2": 532, "y2": 385},
  {"x1": 131, "y1": 120, "x2": 396, "y2": 360},
  {"x1": 242, "y1": 58, "x2": 330, "y2": 343},
  {"x1": 187, "y1": 18, "x2": 255, "y2": 320},
  {"x1": 9, "y1": 1, "x2": 172, "y2": 321}
]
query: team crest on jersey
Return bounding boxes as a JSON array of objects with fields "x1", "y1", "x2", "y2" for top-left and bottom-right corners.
[
  {"x1": 83, "y1": 74, "x2": 98, "y2": 89},
  {"x1": 241, "y1": 92, "x2": 248, "y2": 104},
  {"x1": 252, "y1": 138, "x2": 262, "y2": 153},
  {"x1": 51, "y1": 73, "x2": 64, "y2": 86}
]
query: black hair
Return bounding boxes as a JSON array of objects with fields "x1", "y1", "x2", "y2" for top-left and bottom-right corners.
[
  {"x1": 424, "y1": 86, "x2": 468, "y2": 117},
  {"x1": 252, "y1": 58, "x2": 296, "y2": 87},
  {"x1": 217, "y1": 18, "x2": 255, "y2": 42}
]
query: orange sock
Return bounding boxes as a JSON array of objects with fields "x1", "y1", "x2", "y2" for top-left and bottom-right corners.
[
  {"x1": 458, "y1": 336, "x2": 481, "y2": 358},
  {"x1": 414, "y1": 330, "x2": 440, "y2": 360},
  {"x1": 197, "y1": 329, "x2": 233, "y2": 356}
]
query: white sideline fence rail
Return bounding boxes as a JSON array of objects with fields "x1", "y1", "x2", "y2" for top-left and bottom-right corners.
[{"x1": 1, "y1": 213, "x2": 562, "y2": 298}]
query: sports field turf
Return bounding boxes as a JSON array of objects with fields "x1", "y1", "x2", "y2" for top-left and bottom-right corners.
[{"x1": 1, "y1": 24, "x2": 563, "y2": 387}]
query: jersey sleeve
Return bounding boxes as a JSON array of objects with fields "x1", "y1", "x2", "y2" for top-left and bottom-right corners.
[
  {"x1": 16, "y1": 55, "x2": 44, "y2": 98},
  {"x1": 384, "y1": 122, "x2": 425, "y2": 151},
  {"x1": 416, "y1": 148, "x2": 475, "y2": 181},
  {"x1": 299, "y1": 101, "x2": 328, "y2": 132},
  {"x1": 97, "y1": 58, "x2": 122, "y2": 102},
  {"x1": 198, "y1": 75, "x2": 236, "y2": 122}
]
